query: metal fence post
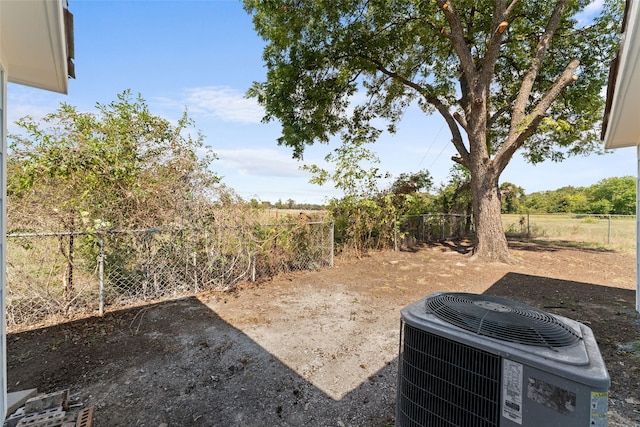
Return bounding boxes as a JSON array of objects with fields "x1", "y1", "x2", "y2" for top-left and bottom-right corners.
[
  {"x1": 608, "y1": 214, "x2": 612, "y2": 244},
  {"x1": 98, "y1": 233, "x2": 105, "y2": 317},
  {"x1": 251, "y1": 255, "x2": 256, "y2": 282},
  {"x1": 330, "y1": 222, "x2": 335, "y2": 267},
  {"x1": 394, "y1": 217, "x2": 398, "y2": 252},
  {"x1": 193, "y1": 252, "x2": 198, "y2": 292}
]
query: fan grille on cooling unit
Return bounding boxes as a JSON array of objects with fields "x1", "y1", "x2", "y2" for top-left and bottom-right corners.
[{"x1": 425, "y1": 293, "x2": 581, "y2": 348}]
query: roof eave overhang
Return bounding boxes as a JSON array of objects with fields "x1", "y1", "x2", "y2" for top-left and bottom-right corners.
[
  {"x1": 1, "y1": 0, "x2": 74, "y2": 94},
  {"x1": 603, "y1": 0, "x2": 640, "y2": 149}
]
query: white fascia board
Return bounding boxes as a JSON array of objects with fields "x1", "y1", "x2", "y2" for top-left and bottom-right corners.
[
  {"x1": 2, "y1": 0, "x2": 69, "y2": 94},
  {"x1": 604, "y1": 0, "x2": 640, "y2": 149}
]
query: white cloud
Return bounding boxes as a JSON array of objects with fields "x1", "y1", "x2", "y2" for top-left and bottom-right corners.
[
  {"x1": 6, "y1": 85, "x2": 67, "y2": 132},
  {"x1": 183, "y1": 86, "x2": 265, "y2": 124},
  {"x1": 584, "y1": 0, "x2": 604, "y2": 15},
  {"x1": 216, "y1": 148, "x2": 306, "y2": 177},
  {"x1": 575, "y1": 0, "x2": 604, "y2": 27}
]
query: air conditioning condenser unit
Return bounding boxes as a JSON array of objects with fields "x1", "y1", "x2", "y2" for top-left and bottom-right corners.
[{"x1": 396, "y1": 292, "x2": 610, "y2": 426}]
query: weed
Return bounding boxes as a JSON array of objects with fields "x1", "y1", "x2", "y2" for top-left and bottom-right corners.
[{"x1": 49, "y1": 337, "x2": 65, "y2": 351}]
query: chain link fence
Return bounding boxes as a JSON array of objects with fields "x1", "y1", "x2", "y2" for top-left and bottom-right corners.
[
  {"x1": 395, "y1": 214, "x2": 474, "y2": 248},
  {"x1": 395, "y1": 213, "x2": 637, "y2": 251},
  {"x1": 502, "y1": 213, "x2": 636, "y2": 250},
  {"x1": 7, "y1": 222, "x2": 334, "y2": 330},
  {"x1": 9, "y1": 211, "x2": 635, "y2": 330}
]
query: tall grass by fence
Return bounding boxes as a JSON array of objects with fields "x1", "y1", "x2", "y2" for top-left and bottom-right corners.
[{"x1": 7, "y1": 222, "x2": 334, "y2": 330}]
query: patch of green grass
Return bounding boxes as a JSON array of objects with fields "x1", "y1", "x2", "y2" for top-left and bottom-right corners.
[{"x1": 618, "y1": 341, "x2": 640, "y2": 356}]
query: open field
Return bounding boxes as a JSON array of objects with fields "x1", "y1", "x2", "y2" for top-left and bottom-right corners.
[
  {"x1": 6, "y1": 241, "x2": 639, "y2": 426},
  {"x1": 503, "y1": 213, "x2": 636, "y2": 253},
  {"x1": 259, "y1": 209, "x2": 330, "y2": 223}
]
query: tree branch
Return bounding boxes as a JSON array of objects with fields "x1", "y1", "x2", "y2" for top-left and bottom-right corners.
[
  {"x1": 487, "y1": 103, "x2": 512, "y2": 130},
  {"x1": 478, "y1": 0, "x2": 508, "y2": 89},
  {"x1": 451, "y1": 155, "x2": 466, "y2": 167},
  {"x1": 504, "y1": 0, "x2": 522, "y2": 18},
  {"x1": 436, "y1": 0, "x2": 477, "y2": 87},
  {"x1": 453, "y1": 111, "x2": 468, "y2": 131},
  {"x1": 364, "y1": 56, "x2": 471, "y2": 166},
  {"x1": 509, "y1": 0, "x2": 571, "y2": 134},
  {"x1": 494, "y1": 58, "x2": 580, "y2": 174}
]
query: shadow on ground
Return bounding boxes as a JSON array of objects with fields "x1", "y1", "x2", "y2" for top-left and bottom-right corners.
[
  {"x1": 7, "y1": 297, "x2": 398, "y2": 426},
  {"x1": 507, "y1": 239, "x2": 617, "y2": 253}
]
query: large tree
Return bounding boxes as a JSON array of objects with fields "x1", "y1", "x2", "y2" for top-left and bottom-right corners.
[{"x1": 244, "y1": 0, "x2": 621, "y2": 261}]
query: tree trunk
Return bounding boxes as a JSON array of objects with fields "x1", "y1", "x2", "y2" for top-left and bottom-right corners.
[{"x1": 470, "y1": 162, "x2": 513, "y2": 263}]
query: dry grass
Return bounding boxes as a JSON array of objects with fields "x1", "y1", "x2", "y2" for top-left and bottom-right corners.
[
  {"x1": 502, "y1": 213, "x2": 636, "y2": 253},
  {"x1": 258, "y1": 208, "x2": 329, "y2": 223}
]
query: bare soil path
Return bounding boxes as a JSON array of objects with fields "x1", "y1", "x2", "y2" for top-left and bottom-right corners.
[{"x1": 7, "y1": 241, "x2": 640, "y2": 426}]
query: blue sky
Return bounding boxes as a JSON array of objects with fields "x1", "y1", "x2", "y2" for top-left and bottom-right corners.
[{"x1": 7, "y1": 0, "x2": 636, "y2": 205}]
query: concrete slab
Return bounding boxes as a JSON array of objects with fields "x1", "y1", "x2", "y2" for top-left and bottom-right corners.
[
  {"x1": 24, "y1": 390, "x2": 68, "y2": 414},
  {"x1": 6, "y1": 389, "x2": 37, "y2": 417}
]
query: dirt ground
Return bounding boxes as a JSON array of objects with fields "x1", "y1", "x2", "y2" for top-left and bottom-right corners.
[{"x1": 6, "y1": 241, "x2": 640, "y2": 426}]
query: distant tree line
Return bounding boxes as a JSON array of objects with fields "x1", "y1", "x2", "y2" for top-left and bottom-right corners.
[
  {"x1": 248, "y1": 198, "x2": 327, "y2": 211},
  {"x1": 499, "y1": 176, "x2": 636, "y2": 215}
]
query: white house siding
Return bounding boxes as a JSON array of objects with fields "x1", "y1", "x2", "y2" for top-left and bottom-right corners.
[
  {"x1": 603, "y1": 1, "x2": 640, "y2": 314},
  {"x1": 0, "y1": 64, "x2": 7, "y2": 419}
]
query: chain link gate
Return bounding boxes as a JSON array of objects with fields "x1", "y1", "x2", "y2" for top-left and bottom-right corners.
[{"x1": 396, "y1": 214, "x2": 473, "y2": 247}]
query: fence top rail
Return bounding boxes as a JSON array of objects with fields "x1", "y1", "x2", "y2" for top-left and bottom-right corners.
[
  {"x1": 7, "y1": 228, "x2": 160, "y2": 238},
  {"x1": 8, "y1": 231, "x2": 93, "y2": 238},
  {"x1": 260, "y1": 221, "x2": 330, "y2": 227},
  {"x1": 505, "y1": 213, "x2": 636, "y2": 218},
  {"x1": 402, "y1": 213, "x2": 637, "y2": 219},
  {"x1": 402, "y1": 213, "x2": 472, "y2": 219},
  {"x1": 7, "y1": 222, "x2": 334, "y2": 238}
]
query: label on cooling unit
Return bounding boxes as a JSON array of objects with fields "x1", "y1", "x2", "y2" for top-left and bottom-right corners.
[
  {"x1": 590, "y1": 391, "x2": 609, "y2": 427},
  {"x1": 502, "y1": 359, "x2": 523, "y2": 425},
  {"x1": 527, "y1": 377, "x2": 576, "y2": 415}
]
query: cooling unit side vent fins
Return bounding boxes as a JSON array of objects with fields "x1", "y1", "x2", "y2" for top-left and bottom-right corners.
[
  {"x1": 425, "y1": 293, "x2": 581, "y2": 348},
  {"x1": 397, "y1": 324, "x2": 501, "y2": 427}
]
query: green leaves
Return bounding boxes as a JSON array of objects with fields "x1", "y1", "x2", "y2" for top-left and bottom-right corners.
[
  {"x1": 8, "y1": 91, "x2": 220, "y2": 231},
  {"x1": 507, "y1": 176, "x2": 635, "y2": 215},
  {"x1": 301, "y1": 136, "x2": 386, "y2": 199},
  {"x1": 245, "y1": 0, "x2": 621, "y2": 163}
]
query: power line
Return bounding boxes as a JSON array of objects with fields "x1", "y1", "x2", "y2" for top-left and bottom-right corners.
[
  {"x1": 416, "y1": 122, "x2": 445, "y2": 169},
  {"x1": 428, "y1": 137, "x2": 452, "y2": 170}
]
